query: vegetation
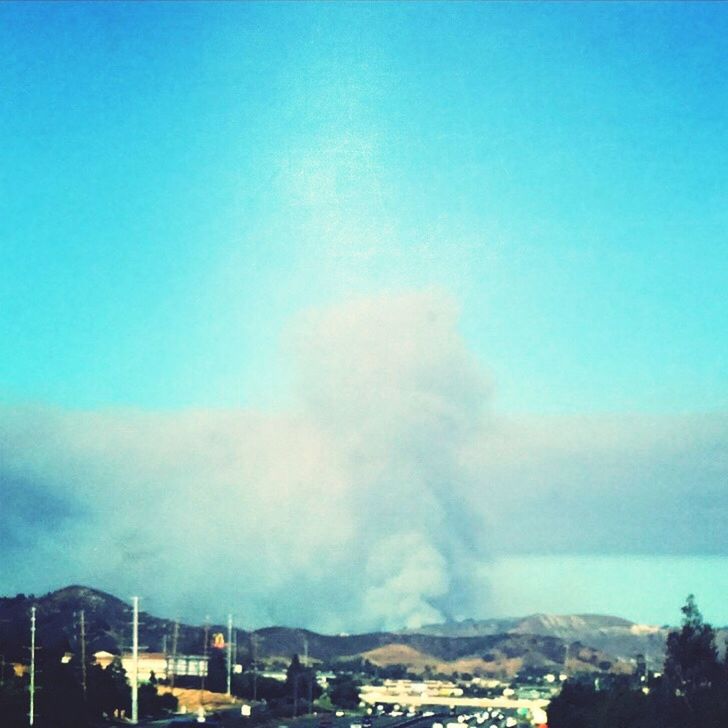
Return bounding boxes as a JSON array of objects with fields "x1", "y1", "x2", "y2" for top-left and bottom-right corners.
[
  {"x1": 0, "y1": 646, "x2": 177, "y2": 728},
  {"x1": 232, "y1": 672, "x2": 288, "y2": 702},
  {"x1": 329, "y1": 674, "x2": 361, "y2": 709},
  {"x1": 207, "y1": 645, "x2": 228, "y2": 693},
  {"x1": 548, "y1": 595, "x2": 728, "y2": 728},
  {"x1": 230, "y1": 653, "x2": 322, "y2": 717}
]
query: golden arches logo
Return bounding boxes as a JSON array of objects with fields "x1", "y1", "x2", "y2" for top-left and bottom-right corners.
[{"x1": 212, "y1": 632, "x2": 225, "y2": 649}]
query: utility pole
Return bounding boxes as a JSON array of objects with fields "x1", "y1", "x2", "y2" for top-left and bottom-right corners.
[
  {"x1": 29, "y1": 606, "x2": 36, "y2": 727},
  {"x1": 232, "y1": 627, "x2": 238, "y2": 683},
  {"x1": 79, "y1": 610, "x2": 87, "y2": 699},
  {"x1": 162, "y1": 633, "x2": 167, "y2": 683},
  {"x1": 293, "y1": 665, "x2": 299, "y2": 717},
  {"x1": 304, "y1": 635, "x2": 313, "y2": 712},
  {"x1": 201, "y1": 619, "x2": 210, "y2": 702},
  {"x1": 251, "y1": 633, "x2": 258, "y2": 702},
  {"x1": 226, "y1": 615, "x2": 233, "y2": 698},
  {"x1": 131, "y1": 597, "x2": 139, "y2": 725},
  {"x1": 170, "y1": 620, "x2": 179, "y2": 689},
  {"x1": 235, "y1": 628, "x2": 240, "y2": 697}
]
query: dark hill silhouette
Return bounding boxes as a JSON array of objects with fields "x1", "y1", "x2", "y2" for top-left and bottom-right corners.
[{"x1": 0, "y1": 586, "x2": 666, "y2": 676}]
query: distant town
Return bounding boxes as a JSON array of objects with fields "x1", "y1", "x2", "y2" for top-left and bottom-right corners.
[{"x1": 2, "y1": 586, "x2": 726, "y2": 728}]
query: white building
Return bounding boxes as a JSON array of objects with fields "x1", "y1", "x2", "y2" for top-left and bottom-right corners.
[{"x1": 93, "y1": 651, "x2": 209, "y2": 681}]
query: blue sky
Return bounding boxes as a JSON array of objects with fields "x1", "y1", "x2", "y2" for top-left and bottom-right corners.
[
  {"x1": 2, "y1": 1, "x2": 725, "y2": 413},
  {"x1": 1, "y1": 2, "x2": 727, "y2": 627}
]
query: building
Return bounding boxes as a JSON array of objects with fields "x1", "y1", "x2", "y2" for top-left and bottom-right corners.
[{"x1": 92, "y1": 651, "x2": 209, "y2": 682}]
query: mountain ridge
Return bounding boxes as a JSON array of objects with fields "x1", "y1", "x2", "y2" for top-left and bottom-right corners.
[{"x1": 0, "y1": 586, "x2": 669, "y2": 676}]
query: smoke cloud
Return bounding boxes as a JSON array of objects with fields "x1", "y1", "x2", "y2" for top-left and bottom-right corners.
[{"x1": 1, "y1": 291, "x2": 726, "y2": 630}]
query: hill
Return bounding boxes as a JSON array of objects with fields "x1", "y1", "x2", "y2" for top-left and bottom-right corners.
[
  {"x1": 360, "y1": 635, "x2": 630, "y2": 678},
  {"x1": 0, "y1": 586, "x2": 660, "y2": 678},
  {"x1": 410, "y1": 614, "x2": 670, "y2": 664}
]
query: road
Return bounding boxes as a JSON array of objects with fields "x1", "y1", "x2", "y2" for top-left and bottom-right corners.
[
  {"x1": 141, "y1": 706, "x2": 537, "y2": 728},
  {"x1": 141, "y1": 710, "x2": 449, "y2": 728}
]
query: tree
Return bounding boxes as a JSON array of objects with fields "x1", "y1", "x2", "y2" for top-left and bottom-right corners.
[
  {"x1": 285, "y1": 654, "x2": 321, "y2": 715},
  {"x1": 34, "y1": 648, "x2": 87, "y2": 728},
  {"x1": 664, "y1": 594, "x2": 724, "y2": 719},
  {"x1": 87, "y1": 657, "x2": 130, "y2": 719},
  {"x1": 329, "y1": 675, "x2": 361, "y2": 710},
  {"x1": 138, "y1": 681, "x2": 178, "y2": 718},
  {"x1": 549, "y1": 595, "x2": 728, "y2": 728},
  {"x1": 665, "y1": 594, "x2": 720, "y2": 695},
  {"x1": 232, "y1": 672, "x2": 287, "y2": 701},
  {"x1": 207, "y1": 646, "x2": 227, "y2": 693},
  {"x1": 0, "y1": 671, "x2": 29, "y2": 728},
  {"x1": 548, "y1": 682, "x2": 604, "y2": 728}
]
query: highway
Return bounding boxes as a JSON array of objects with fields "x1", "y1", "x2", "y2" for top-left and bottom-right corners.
[
  {"x1": 141, "y1": 710, "x2": 449, "y2": 728},
  {"x1": 141, "y1": 705, "x2": 538, "y2": 728}
]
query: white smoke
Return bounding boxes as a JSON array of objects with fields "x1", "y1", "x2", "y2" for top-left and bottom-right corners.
[
  {"x1": 0, "y1": 290, "x2": 491, "y2": 630},
  {"x1": 1, "y1": 291, "x2": 726, "y2": 630}
]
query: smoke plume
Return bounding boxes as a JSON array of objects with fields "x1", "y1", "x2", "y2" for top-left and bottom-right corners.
[{"x1": 0, "y1": 291, "x2": 725, "y2": 630}]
